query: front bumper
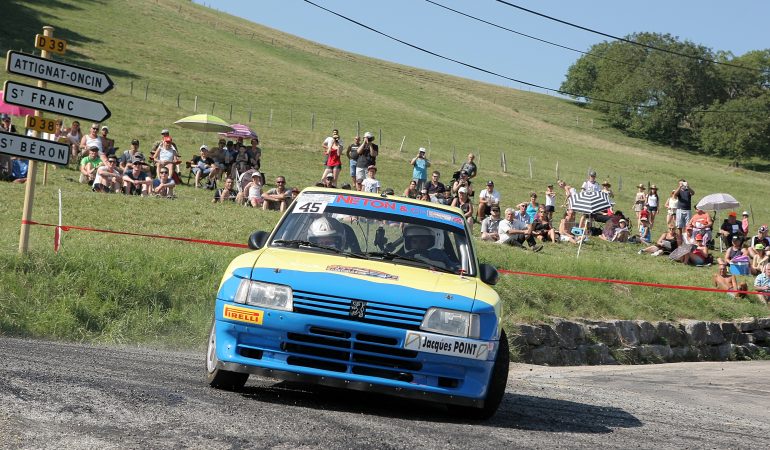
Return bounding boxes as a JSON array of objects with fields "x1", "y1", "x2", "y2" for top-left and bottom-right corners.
[{"x1": 213, "y1": 300, "x2": 498, "y2": 407}]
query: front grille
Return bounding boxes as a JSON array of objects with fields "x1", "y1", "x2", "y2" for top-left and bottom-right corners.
[{"x1": 292, "y1": 290, "x2": 426, "y2": 330}]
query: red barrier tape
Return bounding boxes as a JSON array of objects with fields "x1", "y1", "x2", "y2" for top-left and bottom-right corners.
[{"x1": 21, "y1": 220, "x2": 767, "y2": 296}]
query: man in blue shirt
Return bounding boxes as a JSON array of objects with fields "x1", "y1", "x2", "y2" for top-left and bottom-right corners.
[
  {"x1": 11, "y1": 157, "x2": 29, "y2": 184},
  {"x1": 410, "y1": 147, "x2": 430, "y2": 192},
  {"x1": 753, "y1": 264, "x2": 770, "y2": 304}
]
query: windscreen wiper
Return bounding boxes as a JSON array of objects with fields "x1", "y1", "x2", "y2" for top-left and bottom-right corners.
[{"x1": 362, "y1": 251, "x2": 456, "y2": 274}]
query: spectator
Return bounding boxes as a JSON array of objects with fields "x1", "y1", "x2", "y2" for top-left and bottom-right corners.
[
  {"x1": 459, "y1": 153, "x2": 477, "y2": 180},
  {"x1": 557, "y1": 179, "x2": 577, "y2": 207},
  {"x1": 151, "y1": 129, "x2": 172, "y2": 155},
  {"x1": 713, "y1": 263, "x2": 747, "y2": 298},
  {"x1": 417, "y1": 187, "x2": 430, "y2": 202},
  {"x1": 191, "y1": 145, "x2": 216, "y2": 188},
  {"x1": 581, "y1": 170, "x2": 600, "y2": 192},
  {"x1": 223, "y1": 141, "x2": 237, "y2": 173},
  {"x1": 451, "y1": 170, "x2": 473, "y2": 199},
  {"x1": 361, "y1": 165, "x2": 380, "y2": 194},
  {"x1": 477, "y1": 180, "x2": 500, "y2": 223},
  {"x1": 676, "y1": 234, "x2": 712, "y2": 266},
  {"x1": 248, "y1": 138, "x2": 262, "y2": 171},
  {"x1": 118, "y1": 139, "x2": 143, "y2": 172},
  {"x1": 92, "y1": 156, "x2": 122, "y2": 193},
  {"x1": 321, "y1": 129, "x2": 343, "y2": 185},
  {"x1": 525, "y1": 192, "x2": 540, "y2": 223},
  {"x1": 558, "y1": 209, "x2": 583, "y2": 244},
  {"x1": 261, "y1": 176, "x2": 292, "y2": 212},
  {"x1": 752, "y1": 264, "x2": 770, "y2": 305},
  {"x1": 209, "y1": 139, "x2": 228, "y2": 176},
  {"x1": 674, "y1": 179, "x2": 695, "y2": 234},
  {"x1": 403, "y1": 180, "x2": 418, "y2": 199},
  {"x1": 717, "y1": 235, "x2": 748, "y2": 267},
  {"x1": 233, "y1": 145, "x2": 250, "y2": 176},
  {"x1": 153, "y1": 167, "x2": 176, "y2": 198},
  {"x1": 640, "y1": 225, "x2": 681, "y2": 256},
  {"x1": 498, "y1": 207, "x2": 542, "y2": 251},
  {"x1": 0, "y1": 113, "x2": 17, "y2": 133},
  {"x1": 99, "y1": 125, "x2": 115, "y2": 160},
  {"x1": 355, "y1": 132, "x2": 378, "y2": 190},
  {"x1": 426, "y1": 171, "x2": 448, "y2": 204},
  {"x1": 64, "y1": 120, "x2": 82, "y2": 161},
  {"x1": 122, "y1": 161, "x2": 152, "y2": 196},
  {"x1": 719, "y1": 212, "x2": 745, "y2": 247},
  {"x1": 321, "y1": 173, "x2": 336, "y2": 189},
  {"x1": 79, "y1": 123, "x2": 103, "y2": 157},
  {"x1": 242, "y1": 173, "x2": 264, "y2": 207},
  {"x1": 750, "y1": 244, "x2": 768, "y2": 276},
  {"x1": 532, "y1": 210, "x2": 557, "y2": 243},
  {"x1": 741, "y1": 211, "x2": 750, "y2": 235},
  {"x1": 213, "y1": 178, "x2": 238, "y2": 203},
  {"x1": 346, "y1": 135, "x2": 361, "y2": 188},
  {"x1": 646, "y1": 185, "x2": 660, "y2": 229},
  {"x1": 686, "y1": 208, "x2": 713, "y2": 245},
  {"x1": 451, "y1": 187, "x2": 473, "y2": 230},
  {"x1": 544, "y1": 183, "x2": 556, "y2": 221},
  {"x1": 9, "y1": 157, "x2": 29, "y2": 184},
  {"x1": 748, "y1": 225, "x2": 770, "y2": 258},
  {"x1": 637, "y1": 217, "x2": 652, "y2": 244},
  {"x1": 664, "y1": 189, "x2": 678, "y2": 229},
  {"x1": 79, "y1": 146, "x2": 102, "y2": 185},
  {"x1": 600, "y1": 180, "x2": 614, "y2": 199},
  {"x1": 514, "y1": 202, "x2": 530, "y2": 224},
  {"x1": 152, "y1": 136, "x2": 181, "y2": 180},
  {"x1": 410, "y1": 147, "x2": 430, "y2": 192},
  {"x1": 633, "y1": 184, "x2": 646, "y2": 225},
  {"x1": 611, "y1": 218, "x2": 631, "y2": 242}
]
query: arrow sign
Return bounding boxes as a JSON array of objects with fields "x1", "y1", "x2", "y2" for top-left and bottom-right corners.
[
  {"x1": 6, "y1": 51, "x2": 114, "y2": 94},
  {"x1": 0, "y1": 131, "x2": 70, "y2": 165},
  {"x1": 3, "y1": 81, "x2": 111, "y2": 122}
]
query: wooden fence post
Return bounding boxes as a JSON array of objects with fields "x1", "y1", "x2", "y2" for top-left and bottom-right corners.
[
  {"x1": 356, "y1": 120, "x2": 360, "y2": 137},
  {"x1": 452, "y1": 146, "x2": 456, "y2": 165},
  {"x1": 211, "y1": 102, "x2": 215, "y2": 114},
  {"x1": 269, "y1": 109, "x2": 273, "y2": 127},
  {"x1": 501, "y1": 152, "x2": 507, "y2": 173},
  {"x1": 176, "y1": 93, "x2": 180, "y2": 108},
  {"x1": 229, "y1": 104, "x2": 232, "y2": 120},
  {"x1": 130, "y1": 80, "x2": 133, "y2": 96},
  {"x1": 248, "y1": 110, "x2": 252, "y2": 123},
  {"x1": 398, "y1": 136, "x2": 406, "y2": 153},
  {"x1": 144, "y1": 82, "x2": 149, "y2": 101},
  {"x1": 194, "y1": 95, "x2": 198, "y2": 113},
  {"x1": 311, "y1": 113, "x2": 315, "y2": 131},
  {"x1": 528, "y1": 157, "x2": 533, "y2": 178},
  {"x1": 556, "y1": 161, "x2": 559, "y2": 180},
  {"x1": 379, "y1": 128, "x2": 382, "y2": 147}
]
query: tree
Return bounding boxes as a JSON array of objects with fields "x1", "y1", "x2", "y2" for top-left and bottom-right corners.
[{"x1": 697, "y1": 92, "x2": 770, "y2": 164}]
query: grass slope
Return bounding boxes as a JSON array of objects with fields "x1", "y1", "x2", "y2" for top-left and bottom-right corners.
[{"x1": 0, "y1": 0, "x2": 767, "y2": 347}]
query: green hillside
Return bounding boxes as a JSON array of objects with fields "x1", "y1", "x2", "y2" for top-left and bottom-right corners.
[{"x1": 1, "y1": 0, "x2": 767, "y2": 347}]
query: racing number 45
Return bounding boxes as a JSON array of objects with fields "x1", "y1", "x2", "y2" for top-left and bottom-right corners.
[{"x1": 296, "y1": 202, "x2": 323, "y2": 213}]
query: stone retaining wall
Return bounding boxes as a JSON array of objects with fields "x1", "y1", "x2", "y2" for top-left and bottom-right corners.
[{"x1": 512, "y1": 317, "x2": 770, "y2": 365}]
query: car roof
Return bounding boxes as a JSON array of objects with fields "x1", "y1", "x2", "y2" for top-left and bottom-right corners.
[{"x1": 298, "y1": 187, "x2": 463, "y2": 215}]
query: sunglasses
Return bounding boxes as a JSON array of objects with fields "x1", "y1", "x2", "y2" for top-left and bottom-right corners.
[
  {"x1": 276, "y1": 180, "x2": 285, "y2": 184},
  {"x1": 160, "y1": 171, "x2": 169, "y2": 174}
]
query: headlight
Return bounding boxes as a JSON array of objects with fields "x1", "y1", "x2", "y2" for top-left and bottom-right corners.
[
  {"x1": 234, "y1": 279, "x2": 293, "y2": 311},
  {"x1": 421, "y1": 307, "x2": 480, "y2": 339}
]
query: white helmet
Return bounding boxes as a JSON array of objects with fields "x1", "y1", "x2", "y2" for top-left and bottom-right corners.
[
  {"x1": 403, "y1": 225, "x2": 435, "y2": 252},
  {"x1": 307, "y1": 217, "x2": 344, "y2": 248}
]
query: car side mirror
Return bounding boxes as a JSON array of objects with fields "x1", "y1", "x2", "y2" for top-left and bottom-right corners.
[
  {"x1": 479, "y1": 263, "x2": 499, "y2": 286},
  {"x1": 248, "y1": 231, "x2": 270, "y2": 250}
]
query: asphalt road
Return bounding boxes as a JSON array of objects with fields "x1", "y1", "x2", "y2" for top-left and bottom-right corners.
[{"x1": 1, "y1": 337, "x2": 768, "y2": 449}]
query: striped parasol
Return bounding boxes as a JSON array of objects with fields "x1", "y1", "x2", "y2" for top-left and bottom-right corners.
[
  {"x1": 568, "y1": 191, "x2": 613, "y2": 214},
  {"x1": 218, "y1": 123, "x2": 258, "y2": 140}
]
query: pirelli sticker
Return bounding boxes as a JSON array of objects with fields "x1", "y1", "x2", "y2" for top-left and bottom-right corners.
[
  {"x1": 223, "y1": 304, "x2": 264, "y2": 325},
  {"x1": 404, "y1": 331, "x2": 494, "y2": 360}
]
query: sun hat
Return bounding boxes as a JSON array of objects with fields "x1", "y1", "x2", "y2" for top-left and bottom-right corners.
[
  {"x1": 637, "y1": 183, "x2": 645, "y2": 189},
  {"x1": 755, "y1": 243, "x2": 765, "y2": 251}
]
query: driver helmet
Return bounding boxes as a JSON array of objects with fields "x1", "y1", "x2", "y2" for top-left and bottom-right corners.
[
  {"x1": 403, "y1": 225, "x2": 435, "y2": 252},
  {"x1": 307, "y1": 217, "x2": 345, "y2": 248}
]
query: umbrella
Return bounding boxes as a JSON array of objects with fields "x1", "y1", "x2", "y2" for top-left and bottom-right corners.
[
  {"x1": 696, "y1": 193, "x2": 740, "y2": 211},
  {"x1": 568, "y1": 191, "x2": 613, "y2": 258},
  {"x1": 174, "y1": 114, "x2": 233, "y2": 133},
  {"x1": 218, "y1": 123, "x2": 258, "y2": 140},
  {"x1": 0, "y1": 91, "x2": 36, "y2": 116}
]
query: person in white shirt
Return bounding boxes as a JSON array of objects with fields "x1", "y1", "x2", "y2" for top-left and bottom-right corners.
[
  {"x1": 361, "y1": 165, "x2": 380, "y2": 193},
  {"x1": 497, "y1": 208, "x2": 542, "y2": 251},
  {"x1": 581, "y1": 170, "x2": 601, "y2": 192},
  {"x1": 477, "y1": 180, "x2": 501, "y2": 223}
]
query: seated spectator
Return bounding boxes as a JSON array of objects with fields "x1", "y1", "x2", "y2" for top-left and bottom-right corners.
[
  {"x1": 321, "y1": 173, "x2": 336, "y2": 189},
  {"x1": 403, "y1": 180, "x2": 418, "y2": 199},
  {"x1": 719, "y1": 212, "x2": 745, "y2": 247},
  {"x1": 713, "y1": 263, "x2": 747, "y2": 298},
  {"x1": 748, "y1": 225, "x2": 770, "y2": 258},
  {"x1": 637, "y1": 217, "x2": 652, "y2": 244},
  {"x1": 451, "y1": 170, "x2": 473, "y2": 200},
  {"x1": 153, "y1": 167, "x2": 176, "y2": 198},
  {"x1": 477, "y1": 181, "x2": 500, "y2": 223},
  {"x1": 244, "y1": 173, "x2": 264, "y2": 207},
  {"x1": 717, "y1": 235, "x2": 748, "y2": 267},
  {"x1": 686, "y1": 208, "x2": 713, "y2": 245},
  {"x1": 451, "y1": 187, "x2": 473, "y2": 230},
  {"x1": 213, "y1": 178, "x2": 238, "y2": 203},
  {"x1": 248, "y1": 138, "x2": 262, "y2": 171},
  {"x1": 741, "y1": 211, "x2": 750, "y2": 235},
  {"x1": 118, "y1": 139, "x2": 143, "y2": 172},
  {"x1": 64, "y1": 120, "x2": 82, "y2": 162},
  {"x1": 153, "y1": 136, "x2": 181, "y2": 179},
  {"x1": 675, "y1": 234, "x2": 712, "y2": 266},
  {"x1": 640, "y1": 225, "x2": 680, "y2": 256},
  {"x1": 599, "y1": 211, "x2": 625, "y2": 240},
  {"x1": 261, "y1": 176, "x2": 291, "y2": 212},
  {"x1": 122, "y1": 161, "x2": 152, "y2": 196},
  {"x1": 79, "y1": 123, "x2": 103, "y2": 159},
  {"x1": 9, "y1": 157, "x2": 29, "y2": 184},
  {"x1": 750, "y1": 244, "x2": 768, "y2": 276},
  {"x1": 513, "y1": 203, "x2": 530, "y2": 224},
  {"x1": 79, "y1": 146, "x2": 102, "y2": 185},
  {"x1": 0, "y1": 113, "x2": 17, "y2": 133},
  {"x1": 752, "y1": 264, "x2": 770, "y2": 304},
  {"x1": 532, "y1": 212, "x2": 557, "y2": 243},
  {"x1": 558, "y1": 209, "x2": 583, "y2": 244},
  {"x1": 480, "y1": 206, "x2": 502, "y2": 242},
  {"x1": 426, "y1": 171, "x2": 449, "y2": 204},
  {"x1": 191, "y1": 145, "x2": 217, "y2": 188},
  {"x1": 233, "y1": 145, "x2": 250, "y2": 176},
  {"x1": 417, "y1": 188, "x2": 430, "y2": 202},
  {"x1": 610, "y1": 218, "x2": 630, "y2": 242},
  {"x1": 92, "y1": 156, "x2": 122, "y2": 193},
  {"x1": 497, "y1": 207, "x2": 542, "y2": 252}
]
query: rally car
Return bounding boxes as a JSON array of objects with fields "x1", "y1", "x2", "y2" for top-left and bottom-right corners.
[{"x1": 206, "y1": 188, "x2": 508, "y2": 418}]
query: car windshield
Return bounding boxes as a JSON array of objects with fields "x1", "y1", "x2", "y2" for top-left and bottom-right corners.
[{"x1": 269, "y1": 191, "x2": 475, "y2": 276}]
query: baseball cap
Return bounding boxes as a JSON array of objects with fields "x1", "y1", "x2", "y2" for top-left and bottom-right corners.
[
  {"x1": 728, "y1": 211, "x2": 737, "y2": 217},
  {"x1": 101, "y1": 126, "x2": 109, "y2": 131},
  {"x1": 364, "y1": 131, "x2": 373, "y2": 138},
  {"x1": 199, "y1": 145, "x2": 208, "y2": 151},
  {"x1": 589, "y1": 170, "x2": 597, "y2": 177},
  {"x1": 367, "y1": 165, "x2": 376, "y2": 171},
  {"x1": 732, "y1": 235, "x2": 741, "y2": 241},
  {"x1": 619, "y1": 218, "x2": 627, "y2": 223},
  {"x1": 0, "y1": 113, "x2": 10, "y2": 120},
  {"x1": 695, "y1": 234, "x2": 704, "y2": 240},
  {"x1": 160, "y1": 129, "x2": 170, "y2": 135},
  {"x1": 458, "y1": 187, "x2": 467, "y2": 194},
  {"x1": 325, "y1": 173, "x2": 333, "y2": 179},
  {"x1": 88, "y1": 145, "x2": 99, "y2": 151},
  {"x1": 251, "y1": 172, "x2": 260, "y2": 178},
  {"x1": 759, "y1": 225, "x2": 768, "y2": 233},
  {"x1": 131, "y1": 139, "x2": 140, "y2": 145},
  {"x1": 487, "y1": 180, "x2": 494, "y2": 186},
  {"x1": 418, "y1": 147, "x2": 426, "y2": 153},
  {"x1": 742, "y1": 211, "x2": 749, "y2": 216}
]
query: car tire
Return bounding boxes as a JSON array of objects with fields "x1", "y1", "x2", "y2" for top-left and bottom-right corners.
[
  {"x1": 206, "y1": 320, "x2": 249, "y2": 390},
  {"x1": 448, "y1": 329, "x2": 510, "y2": 420}
]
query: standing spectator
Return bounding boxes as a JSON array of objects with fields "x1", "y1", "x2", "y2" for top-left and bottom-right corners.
[
  {"x1": 153, "y1": 136, "x2": 181, "y2": 179},
  {"x1": 346, "y1": 135, "x2": 361, "y2": 188},
  {"x1": 79, "y1": 146, "x2": 101, "y2": 185},
  {"x1": 410, "y1": 147, "x2": 430, "y2": 191},
  {"x1": 213, "y1": 178, "x2": 238, "y2": 203},
  {"x1": 664, "y1": 189, "x2": 678, "y2": 229},
  {"x1": 480, "y1": 206, "x2": 502, "y2": 242},
  {"x1": 600, "y1": 180, "x2": 614, "y2": 198},
  {"x1": 498, "y1": 207, "x2": 542, "y2": 251},
  {"x1": 153, "y1": 167, "x2": 176, "y2": 198},
  {"x1": 248, "y1": 138, "x2": 262, "y2": 171},
  {"x1": 748, "y1": 225, "x2": 770, "y2": 258},
  {"x1": 191, "y1": 145, "x2": 216, "y2": 188},
  {"x1": 477, "y1": 180, "x2": 500, "y2": 223},
  {"x1": 452, "y1": 187, "x2": 474, "y2": 230},
  {"x1": 719, "y1": 212, "x2": 745, "y2": 247},
  {"x1": 633, "y1": 184, "x2": 646, "y2": 225},
  {"x1": 427, "y1": 171, "x2": 448, "y2": 204},
  {"x1": 64, "y1": 120, "x2": 82, "y2": 161},
  {"x1": 118, "y1": 139, "x2": 143, "y2": 172},
  {"x1": 544, "y1": 183, "x2": 556, "y2": 221},
  {"x1": 741, "y1": 211, "x2": 750, "y2": 235},
  {"x1": 645, "y1": 185, "x2": 660, "y2": 229},
  {"x1": 581, "y1": 170, "x2": 600, "y2": 192},
  {"x1": 92, "y1": 156, "x2": 122, "y2": 193},
  {"x1": 262, "y1": 176, "x2": 292, "y2": 212},
  {"x1": 752, "y1": 263, "x2": 770, "y2": 305},
  {"x1": 122, "y1": 161, "x2": 152, "y2": 196},
  {"x1": 321, "y1": 129, "x2": 343, "y2": 185},
  {"x1": 674, "y1": 179, "x2": 695, "y2": 235},
  {"x1": 355, "y1": 132, "x2": 378, "y2": 190},
  {"x1": 451, "y1": 170, "x2": 474, "y2": 199},
  {"x1": 361, "y1": 165, "x2": 380, "y2": 194},
  {"x1": 525, "y1": 192, "x2": 540, "y2": 223},
  {"x1": 459, "y1": 153, "x2": 477, "y2": 180},
  {"x1": 557, "y1": 179, "x2": 577, "y2": 206},
  {"x1": 79, "y1": 123, "x2": 103, "y2": 157},
  {"x1": 403, "y1": 180, "x2": 418, "y2": 199},
  {"x1": 99, "y1": 125, "x2": 115, "y2": 160}
]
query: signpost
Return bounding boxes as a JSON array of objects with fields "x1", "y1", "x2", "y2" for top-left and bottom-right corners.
[
  {"x1": 3, "y1": 81, "x2": 111, "y2": 122},
  {"x1": 6, "y1": 51, "x2": 114, "y2": 94},
  {"x1": 0, "y1": 131, "x2": 69, "y2": 165}
]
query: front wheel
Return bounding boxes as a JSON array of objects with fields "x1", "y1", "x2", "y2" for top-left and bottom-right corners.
[
  {"x1": 206, "y1": 320, "x2": 249, "y2": 390},
  {"x1": 448, "y1": 329, "x2": 510, "y2": 420}
]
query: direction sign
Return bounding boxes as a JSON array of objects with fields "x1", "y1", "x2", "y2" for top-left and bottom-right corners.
[
  {"x1": 0, "y1": 131, "x2": 70, "y2": 165},
  {"x1": 34, "y1": 34, "x2": 67, "y2": 55},
  {"x1": 6, "y1": 51, "x2": 114, "y2": 94},
  {"x1": 3, "y1": 81, "x2": 111, "y2": 122}
]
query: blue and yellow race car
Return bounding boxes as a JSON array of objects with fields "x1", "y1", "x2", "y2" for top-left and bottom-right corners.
[{"x1": 206, "y1": 188, "x2": 508, "y2": 418}]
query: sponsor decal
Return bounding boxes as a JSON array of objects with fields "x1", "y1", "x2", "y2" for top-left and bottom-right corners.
[
  {"x1": 404, "y1": 331, "x2": 493, "y2": 360},
  {"x1": 329, "y1": 194, "x2": 464, "y2": 229},
  {"x1": 223, "y1": 304, "x2": 264, "y2": 325},
  {"x1": 326, "y1": 265, "x2": 399, "y2": 281}
]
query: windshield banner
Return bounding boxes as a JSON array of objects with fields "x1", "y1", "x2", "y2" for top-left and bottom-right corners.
[{"x1": 313, "y1": 193, "x2": 464, "y2": 229}]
